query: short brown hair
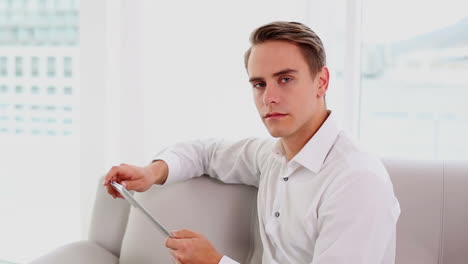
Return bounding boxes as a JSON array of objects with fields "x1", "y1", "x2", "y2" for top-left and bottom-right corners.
[{"x1": 244, "y1": 21, "x2": 326, "y2": 76}]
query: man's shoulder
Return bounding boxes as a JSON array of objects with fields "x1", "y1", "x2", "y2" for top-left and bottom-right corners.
[
  {"x1": 216, "y1": 136, "x2": 276, "y2": 161},
  {"x1": 322, "y1": 140, "x2": 395, "y2": 202},
  {"x1": 325, "y1": 131, "x2": 388, "y2": 179}
]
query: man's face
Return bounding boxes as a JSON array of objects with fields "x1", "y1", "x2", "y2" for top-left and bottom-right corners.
[{"x1": 247, "y1": 40, "x2": 328, "y2": 139}]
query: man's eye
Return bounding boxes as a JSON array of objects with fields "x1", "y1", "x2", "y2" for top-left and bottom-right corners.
[
  {"x1": 253, "y1": 82, "x2": 265, "y2": 88},
  {"x1": 280, "y1": 77, "x2": 292, "y2": 83}
]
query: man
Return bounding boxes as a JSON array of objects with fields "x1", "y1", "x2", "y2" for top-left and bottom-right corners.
[{"x1": 104, "y1": 21, "x2": 400, "y2": 264}]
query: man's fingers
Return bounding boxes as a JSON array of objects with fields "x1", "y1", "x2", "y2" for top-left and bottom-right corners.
[
  {"x1": 165, "y1": 237, "x2": 181, "y2": 250},
  {"x1": 172, "y1": 229, "x2": 201, "y2": 239},
  {"x1": 165, "y1": 229, "x2": 202, "y2": 253},
  {"x1": 105, "y1": 183, "x2": 117, "y2": 197},
  {"x1": 170, "y1": 250, "x2": 182, "y2": 264},
  {"x1": 103, "y1": 164, "x2": 136, "y2": 186},
  {"x1": 103, "y1": 166, "x2": 120, "y2": 186},
  {"x1": 121, "y1": 180, "x2": 136, "y2": 191},
  {"x1": 114, "y1": 165, "x2": 136, "y2": 182},
  {"x1": 103, "y1": 164, "x2": 141, "y2": 199},
  {"x1": 105, "y1": 184, "x2": 123, "y2": 199}
]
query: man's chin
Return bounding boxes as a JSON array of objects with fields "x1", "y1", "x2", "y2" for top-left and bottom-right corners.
[{"x1": 266, "y1": 128, "x2": 289, "y2": 138}]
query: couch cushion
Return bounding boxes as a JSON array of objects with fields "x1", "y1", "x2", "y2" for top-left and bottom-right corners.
[
  {"x1": 441, "y1": 160, "x2": 468, "y2": 264},
  {"x1": 383, "y1": 159, "x2": 444, "y2": 264},
  {"x1": 29, "y1": 241, "x2": 118, "y2": 264},
  {"x1": 119, "y1": 176, "x2": 260, "y2": 264}
]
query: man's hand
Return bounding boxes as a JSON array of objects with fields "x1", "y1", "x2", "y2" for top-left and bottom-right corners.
[
  {"x1": 166, "y1": 229, "x2": 223, "y2": 264},
  {"x1": 103, "y1": 161, "x2": 169, "y2": 198}
]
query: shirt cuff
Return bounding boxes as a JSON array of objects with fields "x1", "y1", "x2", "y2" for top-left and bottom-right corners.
[
  {"x1": 218, "y1": 255, "x2": 239, "y2": 264},
  {"x1": 152, "y1": 150, "x2": 183, "y2": 185}
]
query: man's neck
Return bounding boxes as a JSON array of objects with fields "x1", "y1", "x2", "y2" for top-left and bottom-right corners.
[{"x1": 281, "y1": 110, "x2": 330, "y2": 162}]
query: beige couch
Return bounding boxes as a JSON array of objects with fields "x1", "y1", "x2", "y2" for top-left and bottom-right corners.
[{"x1": 30, "y1": 159, "x2": 468, "y2": 264}]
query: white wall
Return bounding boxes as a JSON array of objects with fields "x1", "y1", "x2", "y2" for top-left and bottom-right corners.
[{"x1": 79, "y1": 0, "x2": 108, "y2": 240}]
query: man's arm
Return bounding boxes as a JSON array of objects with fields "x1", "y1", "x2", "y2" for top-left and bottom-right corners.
[
  {"x1": 155, "y1": 137, "x2": 272, "y2": 264},
  {"x1": 104, "y1": 137, "x2": 272, "y2": 264},
  {"x1": 153, "y1": 137, "x2": 273, "y2": 187},
  {"x1": 311, "y1": 168, "x2": 401, "y2": 264}
]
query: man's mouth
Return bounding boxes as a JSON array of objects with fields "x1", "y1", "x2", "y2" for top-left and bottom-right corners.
[{"x1": 265, "y1": 112, "x2": 288, "y2": 119}]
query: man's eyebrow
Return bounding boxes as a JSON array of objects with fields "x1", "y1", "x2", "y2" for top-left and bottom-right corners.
[
  {"x1": 249, "y1": 68, "x2": 298, "y2": 83},
  {"x1": 248, "y1": 76, "x2": 264, "y2": 83},
  {"x1": 272, "y1": 68, "x2": 298, "y2": 77}
]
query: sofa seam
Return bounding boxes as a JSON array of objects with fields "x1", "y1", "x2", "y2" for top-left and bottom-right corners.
[{"x1": 438, "y1": 160, "x2": 446, "y2": 264}]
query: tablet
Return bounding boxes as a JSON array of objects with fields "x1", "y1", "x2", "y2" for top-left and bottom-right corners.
[{"x1": 110, "y1": 181, "x2": 174, "y2": 238}]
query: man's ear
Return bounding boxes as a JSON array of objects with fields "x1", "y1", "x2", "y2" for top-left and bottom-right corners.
[{"x1": 316, "y1": 66, "x2": 330, "y2": 98}]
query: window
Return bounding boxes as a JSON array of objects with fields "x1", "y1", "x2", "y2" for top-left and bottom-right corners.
[
  {"x1": 31, "y1": 56, "x2": 39, "y2": 76},
  {"x1": 359, "y1": 0, "x2": 468, "y2": 159},
  {"x1": 0, "y1": 0, "x2": 80, "y2": 262}
]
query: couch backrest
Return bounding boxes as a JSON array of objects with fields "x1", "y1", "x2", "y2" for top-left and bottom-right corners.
[
  {"x1": 383, "y1": 159, "x2": 468, "y2": 264},
  {"x1": 90, "y1": 160, "x2": 468, "y2": 264},
  {"x1": 88, "y1": 177, "x2": 131, "y2": 257}
]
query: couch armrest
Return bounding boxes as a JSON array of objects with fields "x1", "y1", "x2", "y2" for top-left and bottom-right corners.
[
  {"x1": 28, "y1": 241, "x2": 118, "y2": 264},
  {"x1": 88, "y1": 176, "x2": 131, "y2": 257}
]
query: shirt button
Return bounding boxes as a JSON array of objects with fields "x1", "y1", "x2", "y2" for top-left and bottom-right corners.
[
  {"x1": 275, "y1": 212, "x2": 280, "y2": 217},
  {"x1": 283, "y1": 177, "x2": 289, "y2": 181}
]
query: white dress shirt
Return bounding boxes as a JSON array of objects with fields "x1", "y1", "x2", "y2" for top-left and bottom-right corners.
[{"x1": 154, "y1": 112, "x2": 401, "y2": 264}]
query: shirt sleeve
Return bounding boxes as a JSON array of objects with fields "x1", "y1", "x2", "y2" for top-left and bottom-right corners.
[
  {"x1": 153, "y1": 137, "x2": 273, "y2": 187},
  {"x1": 218, "y1": 255, "x2": 240, "y2": 264},
  {"x1": 311, "y1": 168, "x2": 401, "y2": 264}
]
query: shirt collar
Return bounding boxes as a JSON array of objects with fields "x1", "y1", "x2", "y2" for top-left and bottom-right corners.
[{"x1": 272, "y1": 111, "x2": 341, "y2": 173}]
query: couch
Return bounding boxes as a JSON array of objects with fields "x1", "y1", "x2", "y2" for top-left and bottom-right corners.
[{"x1": 29, "y1": 159, "x2": 468, "y2": 264}]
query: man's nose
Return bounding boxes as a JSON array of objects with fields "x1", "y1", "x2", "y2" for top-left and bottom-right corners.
[{"x1": 263, "y1": 84, "x2": 280, "y2": 106}]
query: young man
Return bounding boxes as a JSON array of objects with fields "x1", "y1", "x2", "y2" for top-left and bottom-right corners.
[{"x1": 104, "y1": 21, "x2": 400, "y2": 264}]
